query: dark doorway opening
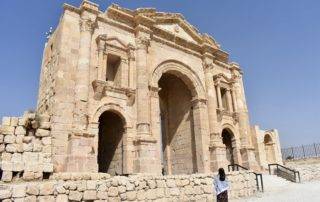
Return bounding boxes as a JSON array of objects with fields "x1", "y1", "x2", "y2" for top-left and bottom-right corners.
[{"x1": 98, "y1": 111, "x2": 124, "y2": 175}]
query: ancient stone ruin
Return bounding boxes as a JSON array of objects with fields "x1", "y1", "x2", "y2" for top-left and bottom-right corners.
[{"x1": 0, "y1": 1, "x2": 283, "y2": 201}]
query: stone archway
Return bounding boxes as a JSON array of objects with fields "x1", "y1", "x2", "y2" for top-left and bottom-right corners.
[
  {"x1": 97, "y1": 111, "x2": 125, "y2": 175},
  {"x1": 159, "y1": 73, "x2": 197, "y2": 175},
  {"x1": 264, "y1": 134, "x2": 276, "y2": 164},
  {"x1": 151, "y1": 60, "x2": 210, "y2": 174},
  {"x1": 221, "y1": 128, "x2": 236, "y2": 165}
]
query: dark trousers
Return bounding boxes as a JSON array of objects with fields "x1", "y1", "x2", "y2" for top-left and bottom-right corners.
[{"x1": 217, "y1": 190, "x2": 228, "y2": 202}]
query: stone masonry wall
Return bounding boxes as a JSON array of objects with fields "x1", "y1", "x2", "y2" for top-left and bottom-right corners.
[
  {"x1": 0, "y1": 171, "x2": 257, "y2": 201},
  {"x1": 0, "y1": 113, "x2": 53, "y2": 182},
  {"x1": 285, "y1": 158, "x2": 320, "y2": 182}
]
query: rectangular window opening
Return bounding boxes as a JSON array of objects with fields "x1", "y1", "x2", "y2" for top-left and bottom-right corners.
[{"x1": 106, "y1": 54, "x2": 121, "y2": 82}]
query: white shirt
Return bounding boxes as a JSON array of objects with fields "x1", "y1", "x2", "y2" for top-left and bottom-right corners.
[{"x1": 214, "y1": 175, "x2": 229, "y2": 195}]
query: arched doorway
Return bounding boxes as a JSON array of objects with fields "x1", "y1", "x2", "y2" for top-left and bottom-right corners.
[
  {"x1": 264, "y1": 134, "x2": 275, "y2": 164},
  {"x1": 159, "y1": 73, "x2": 197, "y2": 175},
  {"x1": 222, "y1": 129, "x2": 235, "y2": 165},
  {"x1": 98, "y1": 111, "x2": 125, "y2": 175}
]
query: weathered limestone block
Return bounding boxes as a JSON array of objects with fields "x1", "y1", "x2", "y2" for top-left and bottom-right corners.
[
  {"x1": 166, "y1": 179, "x2": 176, "y2": 188},
  {"x1": 15, "y1": 126, "x2": 26, "y2": 135},
  {"x1": 1, "y1": 126, "x2": 15, "y2": 135},
  {"x1": 38, "y1": 195, "x2": 55, "y2": 202},
  {"x1": 39, "y1": 181, "x2": 55, "y2": 195},
  {"x1": 83, "y1": 190, "x2": 97, "y2": 200},
  {"x1": 23, "y1": 136, "x2": 33, "y2": 143},
  {"x1": 126, "y1": 191, "x2": 137, "y2": 201},
  {"x1": 86, "y1": 180, "x2": 97, "y2": 190},
  {"x1": 0, "y1": 188, "x2": 11, "y2": 199},
  {"x1": 41, "y1": 137, "x2": 51, "y2": 145},
  {"x1": 69, "y1": 191, "x2": 82, "y2": 201},
  {"x1": 56, "y1": 194, "x2": 68, "y2": 202},
  {"x1": 35, "y1": 129, "x2": 50, "y2": 137},
  {"x1": 2, "y1": 117, "x2": 11, "y2": 126},
  {"x1": 1, "y1": 171, "x2": 12, "y2": 182},
  {"x1": 108, "y1": 186, "x2": 119, "y2": 197},
  {"x1": 27, "y1": 184, "x2": 39, "y2": 195},
  {"x1": 12, "y1": 184, "x2": 26, "y2": 198},
  {"x1": 11, "y1": 117, "x2": 19, "y2": 127},
  {"x1": 6, "y1": 144, "x2": 17, "y2": 153},
  {"x1": 4, "y1": 135, "x2": 15, "y2": 144},
  {"x1": 25, "y1": 195, "x2": 37, "y2": 202},
  {"x1": 97, "y1": 191, "x2": 108, "y2": 199}
]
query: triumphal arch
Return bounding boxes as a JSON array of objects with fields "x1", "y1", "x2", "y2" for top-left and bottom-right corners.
[{"x1": 36, "y1": 1, "x2": 283, "y2": 175}]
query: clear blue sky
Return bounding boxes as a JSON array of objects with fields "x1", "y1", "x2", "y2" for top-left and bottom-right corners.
[{"x1": 0, "y1": 0, "x2": 319, "y2": 147}]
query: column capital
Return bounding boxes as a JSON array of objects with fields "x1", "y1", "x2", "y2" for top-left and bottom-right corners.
[
  {"x1": 135, "y1": 36, "x2": 150, "y2": 50},
  {"x1": 79, "y1": 18, "x2": 97, "y2": 34}
]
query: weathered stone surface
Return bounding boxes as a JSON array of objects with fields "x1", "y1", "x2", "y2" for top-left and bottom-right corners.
[
  {"x1": 0, "y1": 189, "x2": 11, "y2": 199},
  {"x1": 12, "y1": 184, "x2": 26, "y2": 198},
  {"x1": 35, "y1": 129, "x2": 50, "y2": 137},
  {"x1": 39, "y1": 182, "x2": 55, "y2": 195},
  {"x1": 69, "y1": 191, "x2": 82, "y2": 201},
  {"x1": 1, "y1": 171, "x2": 12, "y2": 182},
  {"x1": 83, "y1": 190, "x2": 97, "y2": 200},
  {"x1": 27, "y1": 184, "x2": 39, "y2": 195},
  {"x1": 108, "y1": 187, "x2": 119, "y2": 197},
  {"x1": 15, "y1": 126, "x2": 26, "y2": 135},
  {"x1": 4, "y1": 135, "x2": 15, "y2": 144}
]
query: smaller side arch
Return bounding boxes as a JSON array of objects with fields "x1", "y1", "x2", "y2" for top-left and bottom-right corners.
[{"x1": 92, "y1": 103, "x2": 131, "y2": 128}]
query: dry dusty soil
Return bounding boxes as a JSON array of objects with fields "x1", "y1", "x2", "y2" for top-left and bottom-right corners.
[{"x1": 231, "y1": 174, "x2": 320, "y2": 202}]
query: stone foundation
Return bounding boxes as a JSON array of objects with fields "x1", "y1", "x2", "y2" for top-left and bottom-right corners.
[
  {"x1": 0, "y1": 171, "x2": 257, "y2": 201},
  {"x1": 285, "y1": 157, "x2": 320, "y2": 182}
]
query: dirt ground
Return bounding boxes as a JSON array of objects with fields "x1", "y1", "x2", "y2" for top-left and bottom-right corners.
[{"x1": 231, "y1": 174, "x2": 320, "y2": 202}]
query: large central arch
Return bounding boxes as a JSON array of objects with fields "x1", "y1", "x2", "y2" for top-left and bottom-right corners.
[{"x1": 151, "y1": 60, "x2": 210, "y2": 174}]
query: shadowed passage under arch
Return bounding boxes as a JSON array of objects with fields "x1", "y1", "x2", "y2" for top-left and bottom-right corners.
[
  {"x1": 98, "y1": 111, "x2": 125, "y2": 175},
  {"x1": 159, "y1": 73, "x2": 197, "y2": 175},
  {"x1": 264, "y1": 134, "x2": 276, "y2": 164},
  {"x1": 222, "y1": 128, "x2": 235, "y2": 165}
]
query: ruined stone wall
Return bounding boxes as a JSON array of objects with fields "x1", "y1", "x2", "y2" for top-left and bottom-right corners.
[
  {"x1": 0, "y1": 114, "x2": 53, "y2": 182},
  {"x1": 0, "y1": 171, "x2": 257, "y2": 201},
  {"x1": 285, "y1": 158, "x2": 320, "y2": 182}
]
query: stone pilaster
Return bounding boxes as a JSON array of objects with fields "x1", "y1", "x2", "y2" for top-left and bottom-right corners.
[
  {"x1": 231, "y1": 64, "x2": 257, "y2": 169},
  {"x1": 135, "y1": 35, "x2": 151, "y2": 137},
  {"x1": 191, "y1": 98, "x2": 211, "y2": 173},
  {"x1": 96, "y1": 35, "x2": 106, "y2": 81},
  {"x1": 74, "y1": 15, "x2": 97, "y2": 132},
  {"x1": 203, "y1": 58, "x2": 224, "y2": 171},
  {"x1": 133, "y1": 32, "x2": 159, "y2": 174}
]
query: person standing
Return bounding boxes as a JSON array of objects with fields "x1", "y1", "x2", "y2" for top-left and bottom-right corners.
[{"x1": 214, "y1": 168, "x2": 229, "y2": 202}]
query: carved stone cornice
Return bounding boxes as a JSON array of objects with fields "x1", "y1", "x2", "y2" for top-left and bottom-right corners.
[
  {"x1": 133, "y1": 136, "x2": 157, "y2": 145},
  {"x1": 191, "y1": 98, "x2": 208, "y2": 108},
  {"x1": 213, "y1": 73, "x2": 236, "y2": 86},
  {"x1": 91, "y1": 80, "x2": 135, "y2": 105},
  {"x1": 216, "y1": 108, "x2": 239, "y2": 124}
]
